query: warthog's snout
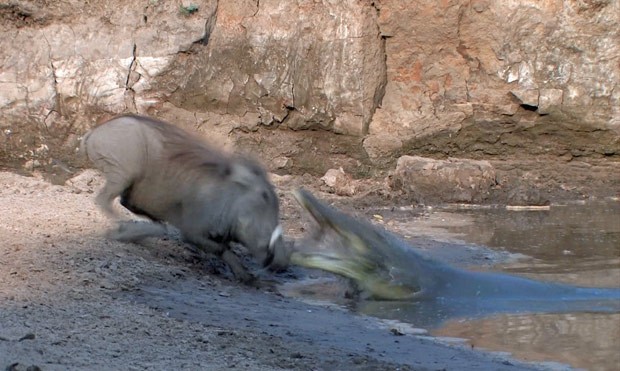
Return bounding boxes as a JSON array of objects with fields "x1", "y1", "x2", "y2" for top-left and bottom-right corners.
[
  {"x1": 262, "y1": 224, "x2": 290, "y2": 271},
  {"x1": 262, "y1": 224, "x2": 283, "y2": 266},
  {"x1": 269, "y1": 225, "x2": 283, "y2": 251}
]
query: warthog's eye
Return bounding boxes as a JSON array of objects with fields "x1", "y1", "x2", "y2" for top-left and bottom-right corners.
[
  {"x1": 220, "y1": 164, "x2": 232, "y2": 177},
  {"x1": 261, "y1": 190, "x2": 270, "y2": 202}
]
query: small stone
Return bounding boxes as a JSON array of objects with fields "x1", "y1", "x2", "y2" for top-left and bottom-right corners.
[{"x1": 320, "y1": 168, "x2": 359, "y2": 196}]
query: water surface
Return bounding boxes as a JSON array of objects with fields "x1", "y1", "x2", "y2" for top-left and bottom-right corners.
[{"x1": 427, "y1": 201, "x2": 620, "y2": 370}]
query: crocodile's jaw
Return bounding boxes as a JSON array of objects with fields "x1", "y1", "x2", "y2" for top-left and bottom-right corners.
[{"x1": 291, "y1": 189, "x2": 418, "y2": 300}]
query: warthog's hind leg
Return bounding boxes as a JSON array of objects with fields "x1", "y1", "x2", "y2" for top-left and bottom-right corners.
[
  {"x1": 107, "y1": 221, "x2": 168, "y2": 243},
  {"x1": 95, "y1": 179, "x2": 130, "y2": 220}
]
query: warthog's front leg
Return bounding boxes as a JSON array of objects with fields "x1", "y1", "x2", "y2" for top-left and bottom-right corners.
[
  {"x1": 106, "y1": 221, "x2": 168, "y2": 242},
  {"x1": 220, "y1": 249, "x2": 254, "y2": 284},
  {"x1": 185, "y1": 236, "x2": 254, "y2": 283}
]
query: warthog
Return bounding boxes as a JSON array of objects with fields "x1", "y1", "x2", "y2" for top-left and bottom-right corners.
[{"x1": 81, "y1": 114, "x2": 289, "y2": 282}]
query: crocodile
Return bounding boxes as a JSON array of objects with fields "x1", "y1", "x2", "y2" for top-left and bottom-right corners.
[{"x1": 290, "y1": 189, "x2": 620, "y2": 326}]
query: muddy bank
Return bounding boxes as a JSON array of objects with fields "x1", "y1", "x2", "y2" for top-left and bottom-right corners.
[
  {"x1": 310, "y1": 155, "x2": 620, "y2": 207},
  {"x1": 3, "y1": 107, "x2": 620, "y2": 208},
  {"x1": 10, "y1": 146, "x2": 618, "y2": 209},
  {"x1": 0, "y1": 170, "x2": 562, "y2": 370}
]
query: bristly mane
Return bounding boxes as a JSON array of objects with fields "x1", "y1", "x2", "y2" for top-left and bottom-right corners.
[{"x1": 120, "y1": 114, "x2": 267, "y2": 180}]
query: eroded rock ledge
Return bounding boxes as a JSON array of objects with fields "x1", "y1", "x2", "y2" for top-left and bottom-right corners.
[{"x1": 1, "y1": 0, "x2": 618, "y2": 203}]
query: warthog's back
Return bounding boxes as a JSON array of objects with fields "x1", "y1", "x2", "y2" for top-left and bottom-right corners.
[
  {"x1": 83, "y1": 114, "x2": 232, "y2": 221},
  {"x1": 83, "y1": 115, "x2": 167, "y2": 181}
]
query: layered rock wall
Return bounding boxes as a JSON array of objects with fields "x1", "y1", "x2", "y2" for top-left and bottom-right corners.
[
  {"x1": 368, "y1": 0, "x2": 619, "y2": 161},
  {"x1": 1, "y1": 0, "x2": 618, "y2": 174}
]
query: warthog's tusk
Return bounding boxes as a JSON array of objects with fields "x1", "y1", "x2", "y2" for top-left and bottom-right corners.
[{"x1": 269, "y1": 224, "x2": 283, "y2": 251}]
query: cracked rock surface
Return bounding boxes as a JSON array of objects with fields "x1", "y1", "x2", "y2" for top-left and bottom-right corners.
[{"x1": 1, "y1": 0, "x2": 618, "y2": 201}]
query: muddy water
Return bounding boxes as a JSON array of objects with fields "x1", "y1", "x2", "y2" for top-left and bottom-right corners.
[
  {"x1": 439, "y1": 201, "x2": 620, "y2": 288},
  {"x1": 283, "y1": 201, "x2": 620, "y2": 370},
  {"x1": 426, "y1": 201, "x2": 620, "y2": 371}
]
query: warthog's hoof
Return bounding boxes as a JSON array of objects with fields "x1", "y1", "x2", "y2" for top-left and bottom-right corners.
[
  {"x1": 235, "y1": 270, "x2": 257, "y2": 285},
  {"x1": 220, "y1": 250, "x2": 257, "y2": 285}
]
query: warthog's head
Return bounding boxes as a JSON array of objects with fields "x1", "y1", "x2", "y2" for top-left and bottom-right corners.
[{"x1": 226, "y1": 160, "x2": 290, "y2": 271}]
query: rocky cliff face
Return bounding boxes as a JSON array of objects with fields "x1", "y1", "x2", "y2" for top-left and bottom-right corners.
[
  {"x1": 1, "y1": 0, "x2": 618, "y2": 197},
  {"x1": 369, "y1": 0, "x2": 619, "y2": 162}
]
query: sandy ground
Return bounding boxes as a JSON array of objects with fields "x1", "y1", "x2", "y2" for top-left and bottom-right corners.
[{"x1": 0, "y1": 170, "x2": 556, "y2": 370}]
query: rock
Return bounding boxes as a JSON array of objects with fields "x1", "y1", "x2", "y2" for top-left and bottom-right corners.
[
  {"x1": 370, "y1": 0, "x2": 619, "y2": 156},
  {"x1": 388, "y1": 156, "x2": 497, "y2": 204},
  {"x1": 23, "y1": 160, "x2": 41, "y2": 171},
  {"x1": 538, "y1": 89, "x2": 564, "y2": 115},
  {"x1": 363, "y1": 134, "x2": 403, "y2": 164},
  {"x1": 320, "y1": 168, "x2": 359, "y2": 196},
  {"x1": 272, "y1": 156, "x2": 290, "y2": 170},
  {"x1": 510, "y1": 89, "x2": 540, "y2": 108},
  {"x1": 158, "y1": 0, "x2": 386, "y2": 136},
  {"x1": 507, "y1": 185, "x2": 549, "y2": 206}
]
